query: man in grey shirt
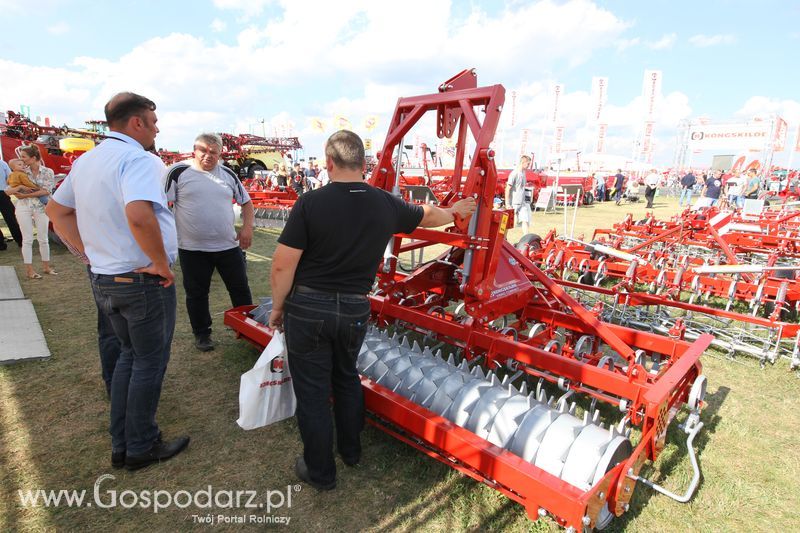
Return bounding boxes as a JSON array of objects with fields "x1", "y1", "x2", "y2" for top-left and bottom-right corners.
[
  {"x1": 166, "y1": 132, "x2": 255, "y2": 351},
  {"x1": 504, "y1": 155, "x2": 531, "y2": 234}
]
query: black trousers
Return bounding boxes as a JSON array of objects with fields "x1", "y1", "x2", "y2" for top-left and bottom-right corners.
[
  {"x1": 645, "y1": 186, "x2": 656, "y2": 207},
  {"x1": 0, "y1": 193, "x2": 22, "y2": 246},
  {"x1": 178, "y1": 247, "x2": 252, "y2": 336},
  {"x1": 284, "y1": 287, "x2": 371, "y2": 485}
]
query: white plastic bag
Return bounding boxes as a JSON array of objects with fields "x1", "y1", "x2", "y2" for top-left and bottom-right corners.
[{"x1": 236, "y1": 332, "x2": 296, "y2": 430}]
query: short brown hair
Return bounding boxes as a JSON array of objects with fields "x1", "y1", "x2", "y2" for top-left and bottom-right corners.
[
  {"x1": 17, "y1": 145, "x2": 42, "y2": 161},
  {"x1": 325, "y1": 130, "x2": 365, "y2": 171},
  {"x1": 104, "y1": 92, "x2": 156, "y2": 128}
]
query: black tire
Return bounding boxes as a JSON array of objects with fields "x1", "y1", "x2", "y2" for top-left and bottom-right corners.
[
  {"x1": 586, "y1": 240, "x2": 607, "y2": 261},
  {"x1": 247, "y1": 161, "x2": 266, "y2": 179},
  {"x1": 515, "y1": 233, "x2": 542, "y2": 252},
  {"x1": 583, "y1": 192, "x2": 595, "y2": 205}
]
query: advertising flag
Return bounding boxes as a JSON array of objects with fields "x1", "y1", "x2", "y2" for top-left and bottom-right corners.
[
  {"x1": 595, "y1": 123, "x2": 608, "y2": 153},
  {"x1": 641, "y1": 70, "x2": 662, "y2": 118},
  {"x1": 363, "y1": 115, "x2": 378, "y2": 131},
  {"x1": 795, "y1": 124, "x2": 800, "y2": 152},
  {"x1": 589, "y1": 77, "x2": 608, "y2": 123},
  {"x1": 333, "y1": 115, "x2": 352, "y2": 130},
  {"x1": 550, "y1": 83, "x2": 564, "y2": 123},
  {"x1": 310, "y1": 118, "x2": 325, "y2": 133},
  {"x1": 519, "y1": 128, "x2": 530, "y2": 156},
  {"x1": 773, "y1": 117, "x2": 788, "y2": 152},
  {"x1": 553, "y1": 125, "x2": 565, "y2": 153}
]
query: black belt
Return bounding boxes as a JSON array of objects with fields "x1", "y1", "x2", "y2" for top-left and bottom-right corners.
[
  {"x1": 292, "y1": 284, "x2": 366, "y2": 299},
  {"x1": 92, "y1": 271, "x2": 167, "y2": 285}
]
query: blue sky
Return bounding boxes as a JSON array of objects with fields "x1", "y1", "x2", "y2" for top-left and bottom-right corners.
[{"x1": 1, "y1": 0, "x2": 799, "y2": 168}]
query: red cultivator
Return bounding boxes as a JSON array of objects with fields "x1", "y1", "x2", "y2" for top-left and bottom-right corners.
[
  {"x1": 518, "y1": 205, "x2": 800, "y2": 368},
  {"x1": 225, "y1": 70, "x2": 712, "y2": 530}
]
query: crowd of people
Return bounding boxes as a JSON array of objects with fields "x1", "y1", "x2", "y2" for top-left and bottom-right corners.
[
  {"x1": 584, "y1": 167, "x2": 763, "y2": 210},
  {"x1": 3, "y1": 91, "x2": 477, "y2": 493},
  {"x1": 252, "y1": 160, "x2": 329, "y2": 194}
]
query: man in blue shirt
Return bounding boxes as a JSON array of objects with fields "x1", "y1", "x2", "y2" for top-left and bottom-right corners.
[
  {"x1": 47, "y1": 92, "x2": 189, "y2": 471},
  {"x1": 0, "y1": 159, "x2": 24, "y2": 250}
]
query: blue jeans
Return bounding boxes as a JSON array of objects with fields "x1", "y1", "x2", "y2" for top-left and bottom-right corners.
[
  {"x1": 87, "y1": 266, "x2": 122, "y2": 396},
  {"x1": 90, "y1": 272, "x2": 177, "y2": 455},
  {"x1": 284, "y1": 287, "x2": 371, "y2": 485},
  {"x1": 679, "y1": 188, "x2": 693, "y2": 206}
]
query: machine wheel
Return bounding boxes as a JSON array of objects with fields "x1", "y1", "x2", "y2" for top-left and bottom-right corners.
[
  {"x1": 515, "y1": 233, "x2": 542, "y2": 252},
  {"x1": 583, "y1": 192, "x2": 595, "y2": 205},
  {"x1": 763, "y1": 270, "x2": 798, "y2": 321},
  {"x1": 586, "y1": 240, "x2": 606, "y2": 261},
  {"x1": 247, "y1": 161, "x2": 266, "y2": 179}
]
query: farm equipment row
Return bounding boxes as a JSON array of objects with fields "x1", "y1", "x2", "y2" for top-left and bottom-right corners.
[
  {"x1": 2, "y1": 110, "x2": 302, "y2": 181},
  {"x1": 226, "y1": 70, "x2": 712, "y2": 530},
  {"x1": 514, "y1": 203, "x2": 800, "y2": 368}
]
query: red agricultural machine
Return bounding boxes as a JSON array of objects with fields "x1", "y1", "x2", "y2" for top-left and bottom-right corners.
[
  {"x1": 1, "y1": 111, "x2": 106, "y2": 174},
  {"x1": 158, "y1": 132, "x2": 302, "y2": 178},
  {"x1": 516, "y1": 206, "x2": 800, "y2": 369},
  {"x1": 226, "y1": 70, "x2": 713, "y2": 530}
]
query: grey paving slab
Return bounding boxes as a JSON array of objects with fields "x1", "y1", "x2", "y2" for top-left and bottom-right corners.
[
  {"x1": 0, "y1": 299, "x2": 51, "y2": 363},
  {"x1": 0, "y1": 266, "x2": 24, "y2": 300}
]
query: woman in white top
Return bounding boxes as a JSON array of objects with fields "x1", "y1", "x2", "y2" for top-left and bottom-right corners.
[{"x1": 6, "y1": 145, "x2": 57, "y2": 278}]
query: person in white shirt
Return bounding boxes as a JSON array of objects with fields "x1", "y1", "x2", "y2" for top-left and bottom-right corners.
[
  {"x1": 726, "y1": 172, "x2": 743, "y2": 209},
  {"x1": 504, "y1": 155, "x2": 532, "y2": 233},
  {"x1": 47, "y1": 91, "x2": 189, "y2": 471},
  {"x1": 643, "y1": 170, "x2": 660, "y2": 208}
]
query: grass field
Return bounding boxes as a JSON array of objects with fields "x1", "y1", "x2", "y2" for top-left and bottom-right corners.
[{"x1": 1, "y1": 193, "x2": 799, "y2": 532}]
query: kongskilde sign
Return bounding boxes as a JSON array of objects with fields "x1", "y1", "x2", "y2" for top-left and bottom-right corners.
[{"x1": 687, "y1": 123, "x2": 771, "y2": 151}]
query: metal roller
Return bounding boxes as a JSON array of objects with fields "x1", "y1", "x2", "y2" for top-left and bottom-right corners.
[{"x1": 357, "y1": 328, "x2": 633, "y2": 501}]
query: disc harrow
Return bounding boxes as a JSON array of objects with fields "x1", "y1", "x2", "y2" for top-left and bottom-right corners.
[{"x1": 226, "y1": 70, "x2": 715, "y2": 530}]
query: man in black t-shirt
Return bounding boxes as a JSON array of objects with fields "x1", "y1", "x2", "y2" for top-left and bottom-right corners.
[
  {"x1": 679, "y1": 170, "x2": 696, "y2": 207},
  {"x1": 702, "y1": 169, "x2": 723, "y2": 207},
  {"x1": 268, "y1": 130, "x2": 476, "y2": 491},
  {"x1": 290, "y1": 163, "x2": 305, "y2": 195}
]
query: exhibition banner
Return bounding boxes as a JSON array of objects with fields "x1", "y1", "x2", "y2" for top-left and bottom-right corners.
[{"x1": 687, "y1": 122, "x2": 772, "y2": 151}]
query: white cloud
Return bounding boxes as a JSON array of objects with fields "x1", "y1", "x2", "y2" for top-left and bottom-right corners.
[
  {"x1": 210, "y1": 18, "x2": 227, "y2": 33},
  {"x1": 0, "y1": 0, "x2": 25, "y2": 13},
  {"x1": 0, "y1": 0, "x2": 699, "y2": 165},
  {"x1": 688, "y1": 34, "x2": 736, "y2": 47},
  {"x1": 616, "y1": 33, "x2": 675, "y2": 52},
  {"x1": 735, "y1": 96, "x2": 800, "y2": 124},
  {"x1": 648, "y1": 33, "x2": 676, "y2": 50},
  {"x1": 616, "y1": 37, "x2": 640, "y2": 52},
  {"x1": 47, "y1": 22, "x2": 70, "y2": 35}
]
